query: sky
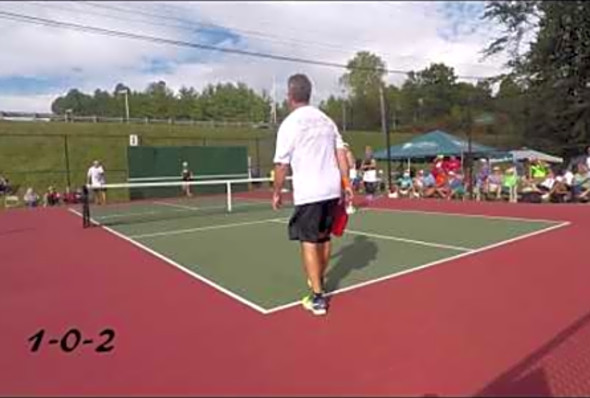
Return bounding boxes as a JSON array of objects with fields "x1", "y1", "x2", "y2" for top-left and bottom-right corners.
[{"x1": 0, "y1": 1, "x2": 511, "y2": 113}]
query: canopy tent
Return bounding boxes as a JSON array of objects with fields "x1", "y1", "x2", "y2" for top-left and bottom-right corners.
[
  {"x1": 489, "y1": 148, "x2": 564, "y2": 164},
  {"x1": 373, "y1": 130, "x2": 502, "y2": 161}
]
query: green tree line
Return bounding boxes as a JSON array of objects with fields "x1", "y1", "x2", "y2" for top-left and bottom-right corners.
[{"x1": 51, "y1": 81, "x2": 272, "y2": 122}]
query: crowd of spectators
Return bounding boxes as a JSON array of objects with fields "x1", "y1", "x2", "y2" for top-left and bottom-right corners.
[{"x1": 348, "y1": 146, "x2": 590, "y2": 204}]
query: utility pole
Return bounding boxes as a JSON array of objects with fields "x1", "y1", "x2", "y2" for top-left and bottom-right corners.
[
  {"x1": 341, "y1": 88, "x2": 347, "y2": 133},
  {"x1": 379, "y1": 85, "x2": 392, "y2": 191},
  {"x1": 270, "y1": 75, "x2": 277, "y2": 126},
  {"x1": 117, "y1": 88, "x2": 130, "y2": 122}
]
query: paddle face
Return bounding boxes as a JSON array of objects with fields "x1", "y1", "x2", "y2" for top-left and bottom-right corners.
[{"x1": 331, "y1": 202, "x2": 348, "y2": 237}]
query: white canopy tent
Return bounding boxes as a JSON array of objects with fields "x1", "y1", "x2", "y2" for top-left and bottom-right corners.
[{"x1": 490, "y1": 148, "x2": 563, "y2": 164}]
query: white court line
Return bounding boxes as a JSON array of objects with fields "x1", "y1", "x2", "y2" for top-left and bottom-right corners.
[
  {"x1": 68, "y1": 208, "x2": 271, "y2": 315},
  {"x1": 363, "y1": 206, "x2": 566, "y2": 224},
  {"x1": 153, "y1": 201, "x2": 199, "y2": 211},
  {"x1": 270, "y1": 219, "x2": 473, "y2": 252},
  {"x1": 129, "y1": 217, "x2": 288, "y2": 239},
  {"x1": 94, "y1": 201, "x2": 267, "y2": 220},
  {"x1": 264, "y1": 220, "x2": 571, "y2": 314},
  {"x1": 344, "y1": 229, "x2": 472, "y2": 252}
]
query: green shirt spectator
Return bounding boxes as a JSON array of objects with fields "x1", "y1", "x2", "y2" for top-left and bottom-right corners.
[
  {"x1": 530, "y1": 161, "x2": 548, "y2": 179},
  {"x1": 503, "y1": 172, "x2": 518, "y2": 188}
]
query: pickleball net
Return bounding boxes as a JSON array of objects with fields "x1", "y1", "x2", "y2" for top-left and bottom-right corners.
[{"x1": 80, "y1": 176, "x2": 293, "y2": 227}]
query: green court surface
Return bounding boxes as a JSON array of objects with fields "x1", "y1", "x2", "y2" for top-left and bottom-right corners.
[{"x1": 87, "y1": 198, "x2": 561, "y2": 313}]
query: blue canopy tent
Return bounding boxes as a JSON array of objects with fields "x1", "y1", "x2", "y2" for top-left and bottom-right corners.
[{"x1": 373, "y1": 130, "x2": 503, "y2": 161}]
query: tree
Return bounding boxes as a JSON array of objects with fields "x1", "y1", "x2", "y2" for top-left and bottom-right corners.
[
  {"x1": 340, "y1": 52, "x2": 387, "y2": 130},
  {"x1": 482, "y1": 0, "x2": 590, "y2": 151}
]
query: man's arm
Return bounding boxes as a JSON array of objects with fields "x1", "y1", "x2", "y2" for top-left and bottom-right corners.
[
  {"x1": 335, "y1": 132, "x2": 352, "y2": 204},
  {"x1": 272, "y1": 120, "x2": 294, "y2": 210},
  {"x1": 336, "y1": 148, "x2": 350, "y2": 184},
  {"x1": 273, "y1": 163, "x2": 289, "y2": 196}
]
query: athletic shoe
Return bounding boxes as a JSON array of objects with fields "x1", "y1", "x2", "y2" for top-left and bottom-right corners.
[{"x1": 302, "y1": 293, "x2": 328, "y2": 316}]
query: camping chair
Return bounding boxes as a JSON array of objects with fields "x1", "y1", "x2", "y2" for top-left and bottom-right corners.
[{"x1": 4, "y1": 194, "x2": 20, "y2": 208}]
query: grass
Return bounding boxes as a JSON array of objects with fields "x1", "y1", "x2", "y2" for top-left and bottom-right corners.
[{"x1": 0, "y1": 119, "x2": 523, "y2": 202}]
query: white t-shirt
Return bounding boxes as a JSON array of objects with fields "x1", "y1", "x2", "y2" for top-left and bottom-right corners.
[
  {"x1": 540, "y1": 177, "x2": 555, "y2": 190},
  {"x1": 273, "y1": 105, "x2": 345, "y2": 206},
  {"x1": 87, "y1": 165, "x2": 105, "y2": 187},
  {"x1": 564, "y1": 171, "x2": 574, "y2": 186},
  {"x1": 363, "y1": 169, "x2": 378, "y2": 183}
]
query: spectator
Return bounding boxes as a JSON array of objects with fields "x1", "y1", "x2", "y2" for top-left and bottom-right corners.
[
  {"x1": 529, "y1": 158, "x2": 549, "y2": 182},
  {"x1": 475, "y1": 159, "x2": 490, "y2": 201},
  {"x1": 586, "y1": 146, "x2": 590, "y2": 170},
  {"x1": 502, "y1": 167, "x2": 519, "y2": 203},
  {"x1": 413, "y1": 169, "x2": 425, "y2": 197},
  {"x1": 23, "y1": 187, "x2": 39, "y2": 207},
  {"x1": 444, "y1": 155, "x2": 461, "y2": 174},
  {"x1": 447, "y1": 171, "x2": 465, "y2": 200},
  {"x1": 420, "y1": 169, "x2": 437, "y2": 198},
  {"x1": 537, "y1": 170, "x2": 556, "y2": 198},
  {"x1": 546, "y1": 172, "x2": 572, "y2": 203},
  {"x1": 43, "y1": 186, "x2": 60, "y2": 207},
  {"x1": 434, "y1": 170, "x2": 450, "y2": 199},
  {"x1": 573, "y1": 163, "x2": 590, "y2": 202},
  {"x1": 0, "y1": 174, "x2": 7, "y2": 195},
  {"x1": 431, "y1": 155, "x2": 445, "y2": 179},
  {"x1": 487, "y1": 166, "x2": 503, "y2": 200},
  {"x1": 62, "y1": 186, "x2": 77, "y2": 204},
  {"x1": 389, "y1": 170, "x2": 416, "y2": 199},
  {"x1": 361, "y1": 146, "x2": 378, "y2": 200}
]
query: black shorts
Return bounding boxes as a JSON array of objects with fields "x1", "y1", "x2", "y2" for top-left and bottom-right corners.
[
  {"x1": 288, "y1": 198, "x2": 339, "y2": 243},
  {"x1": 364, "y1": 181, "x2": 377, "y2": 194}
]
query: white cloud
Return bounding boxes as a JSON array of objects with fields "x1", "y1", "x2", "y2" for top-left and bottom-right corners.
[
  {"x1": 0, "y1": 1, "x2": 510, "y2": 112},
  {"x1": 0, "y1": 94, "x2": 57, "y2": 113}
]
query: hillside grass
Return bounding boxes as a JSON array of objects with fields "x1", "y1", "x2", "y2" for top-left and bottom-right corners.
[{"x1": 0, "y1": 120, "x2": 523, "y2": 201}]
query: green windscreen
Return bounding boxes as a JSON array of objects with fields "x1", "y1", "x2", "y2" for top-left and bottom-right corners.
[{"x1": 127, "y1": 146, "x2": 248, "y2": 199}]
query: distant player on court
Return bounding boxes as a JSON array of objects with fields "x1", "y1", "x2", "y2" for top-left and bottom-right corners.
[
  {"x1": 272, "y1": 73, "x2": 352, "y2": 316},
  {"x1": 181, "y1": 161, "x2": 193, "y2": 197},
  {"x1": 87, "y1": 160, "x2": 106, "y2": 205}
]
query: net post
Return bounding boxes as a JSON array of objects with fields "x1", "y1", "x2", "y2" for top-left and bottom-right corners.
[{"x1": 226, "y1": 181, "x2": 232, "y2": 212}]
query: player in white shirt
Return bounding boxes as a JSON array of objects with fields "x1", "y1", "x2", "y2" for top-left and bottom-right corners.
[
  {"x1": 272, "y1": 74, "x2": 352, "y2": 316},
  {"x1": 87, "y1": 160, "x2": 106, "y2": 205}
]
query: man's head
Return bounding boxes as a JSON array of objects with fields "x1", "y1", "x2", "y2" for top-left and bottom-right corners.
[
  {"x1": 287, "y1": 74, "x2": 312, "y2": 110},
  {"x1": 93, "y1": 160, "x2": 99, "y2": 167}
]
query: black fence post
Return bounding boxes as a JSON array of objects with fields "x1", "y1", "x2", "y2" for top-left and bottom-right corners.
[
  {"x1": 255, "y1": 137, "x2": 261, "y2": 172},
  {"x1": 64, "y1": 135, "x2": 72, "y2": 188}
]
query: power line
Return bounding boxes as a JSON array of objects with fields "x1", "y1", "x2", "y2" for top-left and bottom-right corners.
[
  {"x1": 87, "y1": 1, "x2": 494, "y2": 74},
  {"x1": 77, "y1": 2, "x2": 384, "y2": 59},
  {"x1": 0, "y1": 9, "x2": 489, "y2": 81}
]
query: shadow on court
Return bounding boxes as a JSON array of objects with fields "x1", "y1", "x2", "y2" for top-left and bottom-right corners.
[{"x1": 326, "y1": 235, "x2": 378, "y2": 292}]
